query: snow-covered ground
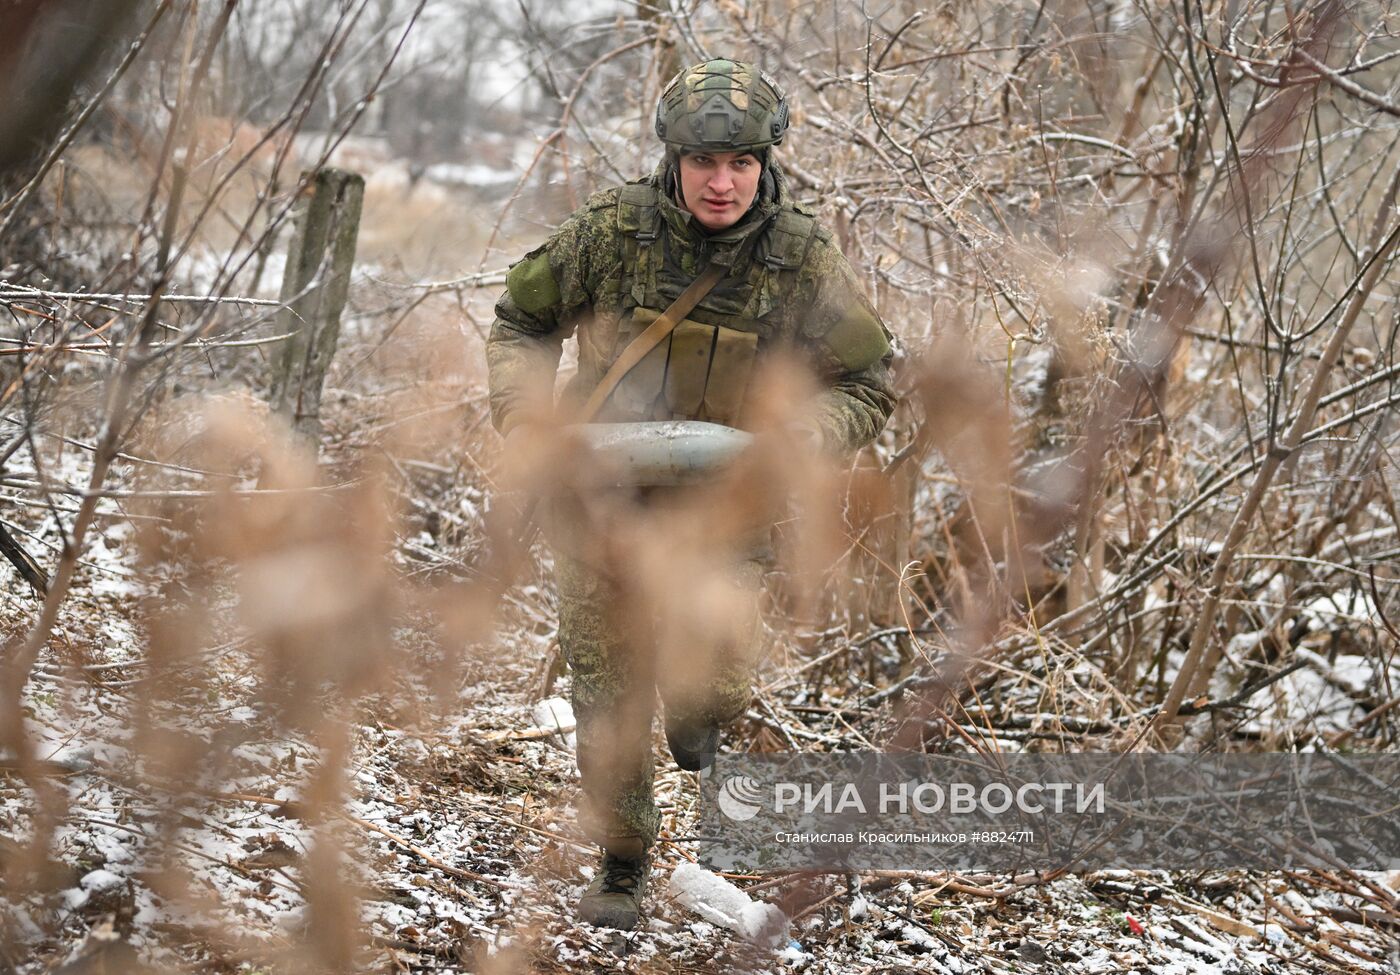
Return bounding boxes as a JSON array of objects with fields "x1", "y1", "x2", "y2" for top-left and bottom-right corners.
[{"x1": 4, "y1": 502, "x2": 1398, "y2": 973}]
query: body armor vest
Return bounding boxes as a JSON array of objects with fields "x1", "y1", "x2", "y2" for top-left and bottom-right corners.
[{"x1": 600, "y1": 182, "x2": 817, "y2": 428}]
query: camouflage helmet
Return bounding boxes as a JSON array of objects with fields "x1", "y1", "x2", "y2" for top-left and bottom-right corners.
[{"x1": 655, "y1": 59, "x2": 789, "y2": 154}]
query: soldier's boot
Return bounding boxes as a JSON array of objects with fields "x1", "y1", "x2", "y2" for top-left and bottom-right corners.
[
  {"x1": 577, "y1": 845, "x2": 649, "y2": 930},
  {"x1": 665, "y1": 715, "x2": 720, "y2": 772}
]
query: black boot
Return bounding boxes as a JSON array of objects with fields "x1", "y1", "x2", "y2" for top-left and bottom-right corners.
[
  {"x1": 665, "y1": 716, "x2": 720, "y2": 772},
  {"x1": 577, "y1": 847, "x2": 649, "y2": 930}
]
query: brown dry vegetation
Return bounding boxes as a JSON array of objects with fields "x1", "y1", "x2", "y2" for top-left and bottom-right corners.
[{"x1": 1, "y1": 1, "x2": 1399, "y2": 973}]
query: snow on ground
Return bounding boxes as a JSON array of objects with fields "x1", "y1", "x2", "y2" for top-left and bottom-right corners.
[
  {"x1": 2, "y1": 472, "x2": 1398, "y2": 973},
  {"x1": 424, "y1": 162, "x2": 519, "y2": 192}
]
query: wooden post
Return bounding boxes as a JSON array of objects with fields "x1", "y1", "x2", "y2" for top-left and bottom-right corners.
[{"x1": 268, "y1": 168, "x2": 364, "y2": 444}]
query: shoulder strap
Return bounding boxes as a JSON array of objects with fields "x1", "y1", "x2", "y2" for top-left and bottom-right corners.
[
  {"x1": 618, "y1": 183, "x2": 662, "y2": 305},
  {"x1": 761, "y1": 207, "x2": 817, "y2": 271},
  {"x1": 578, "y1": 264, "x2": 726, "y2": 422},
  {"x1": 617, "y1": 182, "x2": 661, "y2": 241}
]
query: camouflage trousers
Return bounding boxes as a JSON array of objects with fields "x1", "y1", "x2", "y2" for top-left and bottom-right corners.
[{"x1": 554, "y1": 549, "x2": 766, "y2": 851}]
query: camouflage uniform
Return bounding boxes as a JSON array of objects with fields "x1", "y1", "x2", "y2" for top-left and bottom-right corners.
[{"x1": 486, "y1": 155, "x2": 896, "y2": 850}]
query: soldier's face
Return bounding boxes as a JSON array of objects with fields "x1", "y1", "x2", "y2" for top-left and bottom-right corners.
[{"x1": 678, "y1": 151, "x2": 762, "y2": 230}]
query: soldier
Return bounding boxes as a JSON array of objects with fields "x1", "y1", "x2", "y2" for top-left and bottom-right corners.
[{"x1": 486, "y1": 58, "x2": 896, "y2": 929}]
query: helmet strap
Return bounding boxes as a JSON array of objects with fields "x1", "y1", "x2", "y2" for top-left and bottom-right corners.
[{"x1": 755, "y1": 162, "x2": 776, "y2": 208}]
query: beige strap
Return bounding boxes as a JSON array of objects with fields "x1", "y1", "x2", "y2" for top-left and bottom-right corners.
[{"x1": 578, "y1": 264, "x2": 726, "y2": 421}]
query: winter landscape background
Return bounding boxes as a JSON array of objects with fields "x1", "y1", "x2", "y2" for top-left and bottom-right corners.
[{"x1": 1, "y1": 1, "x2": 1398, "y2": 972}]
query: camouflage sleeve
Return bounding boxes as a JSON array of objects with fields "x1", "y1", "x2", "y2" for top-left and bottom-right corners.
[
  {"x1": 795, "y1": 234, "x2": 898, "y2": 455},
  {"x1": 485, "y1": 191, "x2": 620, "y2": 435}
]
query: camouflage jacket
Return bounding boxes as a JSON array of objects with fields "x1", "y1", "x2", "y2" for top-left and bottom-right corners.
[{"x1": 485, "y1": 161, "x2": 896, "y2": 456}]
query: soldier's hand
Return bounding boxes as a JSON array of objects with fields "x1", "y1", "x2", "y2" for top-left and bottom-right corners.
[
  {"x1": 784, "y1": 419, "x2": 825, "y2": 453},
  {"x1": 738, "y1": 420, "x2": 829, "y2": 496},
  {"x1": 749, "y1": 420, "x2": 825, "y2": 460}
]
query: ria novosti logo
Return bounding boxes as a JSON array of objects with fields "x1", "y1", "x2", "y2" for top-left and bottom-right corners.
[
  {"x1": 717, "y1": 775, "x2": 765, "y2": 821},
  {"x1": 714, "y1": 777, "x2": 1106, "y2": 820}
]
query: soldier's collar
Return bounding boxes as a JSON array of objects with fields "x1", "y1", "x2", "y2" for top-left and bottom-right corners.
[{"x1": 663, "y1": 203, "x2": 772, "y2": 270}]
